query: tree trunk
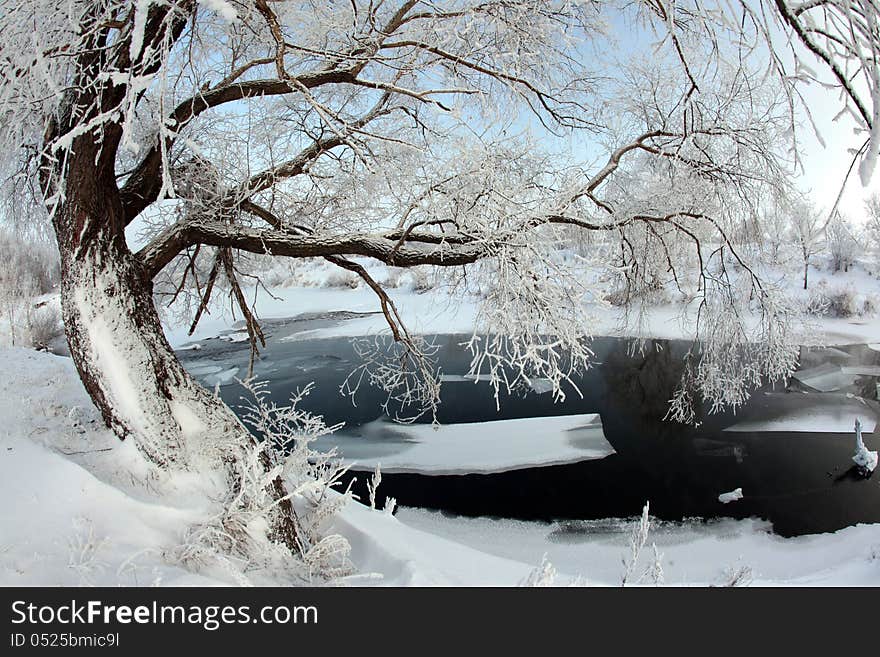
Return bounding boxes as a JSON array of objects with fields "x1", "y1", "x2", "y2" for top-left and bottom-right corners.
[{"x1": 52, "y1": 145, "x2": 298, "y2": 549}]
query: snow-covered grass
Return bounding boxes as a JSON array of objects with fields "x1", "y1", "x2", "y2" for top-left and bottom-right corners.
[
  {"x1": 0, "y1": 348, "x2": 345, "y2": 586},
  {"x1": 0, "y1": 348, "x2": 212, "y2": 585}
]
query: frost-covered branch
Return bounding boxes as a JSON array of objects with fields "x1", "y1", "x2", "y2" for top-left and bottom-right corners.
[{"x1": 2, "y1": 0, "x2": 877, "y2": 446}]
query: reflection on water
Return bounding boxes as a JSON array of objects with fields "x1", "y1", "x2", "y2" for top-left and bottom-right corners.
[{"x1": 179, "y1": 316, "x2": 880, "y2": 537}]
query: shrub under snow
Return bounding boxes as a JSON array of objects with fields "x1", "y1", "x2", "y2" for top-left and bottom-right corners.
[
  {"x1": 806, "y1": 281, "x2": 878, "y2": 319},
  {"x1": 0, "y1": 228, "x2": 61, "y2": 347}
]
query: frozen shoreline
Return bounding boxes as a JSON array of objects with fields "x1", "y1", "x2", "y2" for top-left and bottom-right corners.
[
  {"x1": 163, "y1": 272, "x2": 880, "y2": 353},
  {"x1": 2, "y1": 346, "x2": 880, "y2": 586}
]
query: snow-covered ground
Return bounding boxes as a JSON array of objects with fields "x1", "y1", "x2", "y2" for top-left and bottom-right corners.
[
  {"x1": 2, "y1": 347, "x2": 880, "y2": 586},
  {"x1": 392, "y1": 507, "x2": 880, "y2": 586}
]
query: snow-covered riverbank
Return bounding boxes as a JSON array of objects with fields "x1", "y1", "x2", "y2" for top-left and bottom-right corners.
[
  {"x1": 162, "y1": 258, "x2": 880, "y2": 351},
  {"x1": 2, "y1": 347, "x2": 880, "y2": 586},
  {"x1": 5, "y1": 254, "x2": 880, "y2": 587}
]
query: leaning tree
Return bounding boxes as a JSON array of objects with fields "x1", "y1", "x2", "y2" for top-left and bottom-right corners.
[{"x1": 0, "y1": 0, "x2": 877, "y2": 557}]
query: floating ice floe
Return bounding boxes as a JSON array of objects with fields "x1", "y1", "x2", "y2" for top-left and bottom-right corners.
[
  {"x1": 724, "y1": 398, "x2": 877, "y2": 434},
  {"x1": 203, "y1": 367, "x2": 239, "y2": 386},
  {"x1": 792, "y1": 364, "x2": 880, "y2": 392},
  {"x1": 218, "y1": 331, "x2": 250, "y2": 343},
  {"x1": 342, "y1": 413, "x2": 614, "y2": 475},
  {"x1": 438, "y1": 373, "x2": 494, "y2": 383},
  {"x1": 438, "y1": 374, "x2": 560, "y2": 396},
  {"x1": 182, "y1": 363, "x2": 224, "y2": 377},
  {"x1": 528, "y1": 378, "x2": 556, "y2": 395},
  {"x1": 718, "y1": 488, "x2": 743, "y2": 504}
]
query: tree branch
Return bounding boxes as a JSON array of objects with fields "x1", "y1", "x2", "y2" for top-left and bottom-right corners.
[
  {"x1": 138, "y1": 221, "x2": 486, "y2": 279},
  {"x1": 119, "y1": 70, "x2": 357, "y2": 224}
]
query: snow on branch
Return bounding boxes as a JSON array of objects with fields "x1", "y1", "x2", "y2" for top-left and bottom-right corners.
[
  {"x1": 1, "y1": 0, "x2": 873, "y2": 423},
  {"x1": 770, "y1": 0, "x2": 880, "y2": 183}
]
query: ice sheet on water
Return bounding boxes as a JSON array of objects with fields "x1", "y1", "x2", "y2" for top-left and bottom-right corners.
[
  {"x1": 529, "y1": 378, "x2": 555, "y2": 395},
  {"x1": 339, "y1": 413, "x2": 614, "y2": 475},
  {"x1": 181, "y1": 363, "x2": 224, "y2": 377},
  {"x1": 793, "y1": 364, "x2": 880, "y2": 392},
  {"x1": 438, "y1": 373, "x2": 493, "y2": 383},
  {"x1": 724, "y1": 397, "x2": 877, "y2": 434},
  {"x1": 203, "y1": 367, "x2": 238, "y2": 387}
]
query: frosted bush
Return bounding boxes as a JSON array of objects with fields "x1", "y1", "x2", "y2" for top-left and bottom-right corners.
[
  {"x1": 621, "y1": 502, "x2": 664, "y2": 586},
  {"x1": 520, "y1": 554, "x2": 558, "y2": 587},
  {"x1": 806, "y1": 282, "x2": 867, "y2": 318},
  {"x1": 409, "y1": 268, "x2": 435, "y2": 294},
  {"x1": 718, "y1": 565, "x2": 754, "y2": 587},
  {"x1": 27, "y1": 302, "x2": 63, "y2": 350},
  {"x1": 324, "y1": 271, "x2": 360, "y2": 290},
  {"x1": 256, "y1": 261, "x2": 298, "y2": 288},
  {"x1": 804, "y1": 282, "x2": 832, "y2": 316},
  {"x1": 0, "y1": 228, "x2": 59, "y2": 295},
  {"x1": 605, "y1": 278, "x2": 671, "y2": 307},
  {"x1": 67, "y1": 518, "x2": 109, "y2": 586},
  {"x1": 382, "y1": 269, "x2": 403, "y2": 289},
  {"x1": 165, "y1": 380, "x2": 355, "y2": 585},
  {"x1": 0, "y1": 228, "x2": 60, "y2": 345}
]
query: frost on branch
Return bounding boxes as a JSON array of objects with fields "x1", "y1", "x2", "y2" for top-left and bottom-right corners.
[
  {"x1": 666, "y1": 278, "x2": 801, "y2": 422},
  {"x1": 341, "y1": 334, "x2": 442, "y2": 424},
  {"x1": 769, "y1": 0, "x2": 880, "y2": 185},
  {"x1": 237, "y1": 379, "x2": 350, "y2": 550},
  {"x1": 464, "y1": 241, "x2": 598, "y2": 410},
  {"x1": 197, "y1": 0, "x2": 238, "y2": 23},
  {"x1": 620, "y1": 501, "x2": 664, "y2": 586},
  {"x1": 166, "y1": 379, "x2": 354, "y2": 584}
]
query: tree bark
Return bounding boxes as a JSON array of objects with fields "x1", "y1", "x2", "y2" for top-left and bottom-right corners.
[{"x1": 51, "y1": 141, "x2": 298, "y2": 550}]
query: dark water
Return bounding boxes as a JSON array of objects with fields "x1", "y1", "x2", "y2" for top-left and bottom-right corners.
[{"x1": 179, "y1": 316, "x2": 880, "y2": 537}]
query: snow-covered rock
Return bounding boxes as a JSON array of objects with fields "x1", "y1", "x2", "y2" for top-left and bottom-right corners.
[
  {"x1": 718, "y1": 488, "x2": 744, "y2": 504},
  {"x1": 853, "y1": 418, "x2": 878, "y2": 474}
]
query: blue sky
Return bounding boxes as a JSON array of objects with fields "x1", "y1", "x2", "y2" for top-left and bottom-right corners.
[{"x1": 794, "y1": 80, "x2": 880, "y2": 222}]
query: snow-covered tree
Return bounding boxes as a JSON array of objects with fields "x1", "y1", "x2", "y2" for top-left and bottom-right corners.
[
  {"x1": 0, "y1": 1, "x2": 878, "y2": 558},
  {"x1": 826, "y1": 213, "x2": 861, "y2": 273},
  {"x1": 865, "y1": 193, "x2": 880, "y2": 263},
  {"x1": 757, "y1": 193, "x2": 795, "y2": 264},
  {"x1": 785, "y1": 195, "x2": 827, "y2": 290}
]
